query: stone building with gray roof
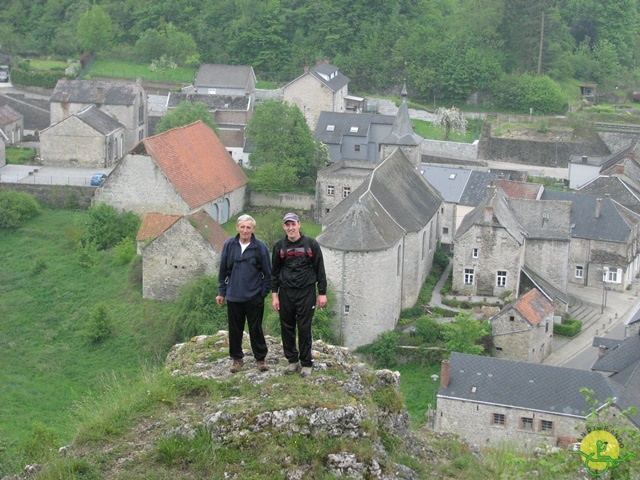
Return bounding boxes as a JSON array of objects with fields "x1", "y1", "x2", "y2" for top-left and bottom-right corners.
[
  {"x1": 435, "y1": 352, "x2": 639, "y2": 451},
  {"x1": 541, "y1": 189, "x2": 640, "y2": 292},
  {"x1": 0, "y1": 104, "x2": 23, "y2": 146},
  {"x1": 317, "y1": 148, "x2": 442, "y2": 348},
  {"x1": 193, "y1": 64, "x2": 256, "y2": 97},
  {"x1": 40, "y1": 105, "x2": 125, "y2": 168},
  {"x1": 50, "y1": 79, "x2": 147, "y2": 153}
]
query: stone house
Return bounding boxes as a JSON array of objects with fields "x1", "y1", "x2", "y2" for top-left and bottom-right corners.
[
  {"x1": 541, "y1": 189, "x2": 640, "y2": 292},
  {"x1": 193, "y1": 64, "x2": 256, "y2": 97},
  {"x1": 283, "y1": 62, "x2": 350, "y2": 131},
  {"x1": 568, "y1": 141, "x2": 635, "y2": 189},
  {"x1": 40, "y1": 105, "x2": 125, "y2": 168},
  {"x1": 317, "y1": 147, "x2": 442, "y2": 348},
  {"x1": 50, "y1": 79, "x2": 147, "y2": 153},
  {"x1": 136, "y1": 210, "x2": 229, "y2": 301},
  {"x1": 94, "y1": 120, "x2": 248, "y2": 222},
  {"x1": 165, "y1": 92, "x2": 252, "y2": 166},
  {"x1": 0, "y1": 104, "x2": 23, "y2": 145},
  {"x1": 435, "y1": 353, "x2": 640, "y2": 452},
  {"x1": 592, "y1": 332, "x2": 640, "y2": 391},
  {"x1": 452, "y1": 185, "x2": 572, "y2": 303},
  {"x1": 314, "y1": 111, "x2": 395, "y2": 164},
  {"x1": 490, "y1": 288, "x2": 554, "y2": 363}
]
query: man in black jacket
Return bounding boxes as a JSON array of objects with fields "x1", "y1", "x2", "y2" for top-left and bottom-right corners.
[
  {"x1": 271, "y1": 212, "x2": 327, "y2": 378},
  {"x1": 217, "y1": 214, "x2": 271, "y2": 373}
]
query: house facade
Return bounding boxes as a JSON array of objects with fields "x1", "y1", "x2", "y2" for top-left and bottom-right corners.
[
  {"x1": 283, "y1": 62, "x2": 349, "y2": 131},
  {"x1": 50, "y1": 79, "x2": 147, "y2": 153},
  {"x1": 315, "y1": 160, "x2": 374, "y2": 220},
  {"x1": 137, "y1": 210, "x2": 229, "y2": 301},
  {"x1": 435, "y1": 353, "x2": 638, "y2": 452},
  {"x1": 40, "y1": 105, "x2": 125, "y2": 168},
  {"x1": 193, "y1": 64, "x2": 256, "y2": 97},
  {"x1": 0, "y1": 104, "x2": 23, "y2": 145},
  {"x1": 94, "y1": 121, "x2": 248, "y2": 222},
  {"x1": 490, "y1": 288, "x2": 554, "y2": 363},
  {"x1": 317, "y1": 148, "x2": 442, "y2": 348}
]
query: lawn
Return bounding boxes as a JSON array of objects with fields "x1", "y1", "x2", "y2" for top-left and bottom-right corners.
[
  {"x1": 412, "y1": 118, "x2": 483, "y2": 143},
  {"x1": 83, "y1": 58, "x2": 196, "y2": 84}
]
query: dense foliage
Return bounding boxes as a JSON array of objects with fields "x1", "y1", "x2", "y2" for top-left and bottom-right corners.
[
  {"x1": 154, "y1": 101, "x2": 219, "y2": 134},
  {"x1": 0, "y1": 190, "x2": 41, "y2": 229},
  {"x1": 2, "y1": 0, "x2": 639, "y2": 105}
]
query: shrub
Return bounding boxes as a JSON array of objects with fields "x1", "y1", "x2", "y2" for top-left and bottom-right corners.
[
  {"x1": 356, "y1": 331, "x2": 399, "y2": 368},
  {"x1": 86, "y1": 302, "x2": 113, "y2": 344},
  {"x1": 415, "y1": 316, "x2": 442, "y2": 343},
  {"x1": 0, "y1": 190, "x2": 41, "y2": 229},
  {"x1": 112, "y1": 237, "x2": 137, "y2": 265},
  {"x1": 83, "y1": 203, "x2": 140, "y2": 250},
  {"x1": 554, "y1": 318, "x2": 582, "y2": 337},
  {"x1": 492, "y1": 74, "x2": 566, "y2": 114}
]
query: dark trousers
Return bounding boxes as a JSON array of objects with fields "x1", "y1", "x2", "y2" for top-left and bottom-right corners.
[
  {"x1": 279, "y1": 285, "x2": 316, "y2": 367},
  {"x1": 227, "y1": 294, "x2": 268, "y2": 361}
]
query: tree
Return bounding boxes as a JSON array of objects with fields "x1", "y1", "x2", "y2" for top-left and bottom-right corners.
[
  {"x1": 441, "y1": 312, "x2": 489, "y2": 355},
  {"x1": 434, "y1": 107, "x2": 467, "y2": 141},
  {"x1": 134, "y1": 23, "x2": 198, "y2": 67},
  {"x1": 155, "y1": 102, "x2": 219, "y2": 135},
  {"x1": 245, "y1": 99, "x2": 327, "y2": 192},
  {"x1": 76, "y1": 4, "x2": 114, "y2": 53}
]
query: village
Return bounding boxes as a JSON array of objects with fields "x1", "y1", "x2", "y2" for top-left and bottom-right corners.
[{"x1": 1, "y1": 61, "x2": 640, "y2": 455}]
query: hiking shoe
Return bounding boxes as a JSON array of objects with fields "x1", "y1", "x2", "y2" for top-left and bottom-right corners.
[
  {"x1": 257, "y1": 360, "x2": 269, "y2": 372},
  {"x1": 229, "y1": 358, "x2": 243, "y2": 373},
  {"x1": 285, "y1": 362, "x2": 299, "y2": 374},
  {"x1": 300, "y1": 367, "x2": 312, "y2": 378}
]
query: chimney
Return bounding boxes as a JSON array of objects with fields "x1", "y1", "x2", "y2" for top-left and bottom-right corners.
[
  {"x1": 581, "y1": 155, "x2": 588, "y2": 163},
  {"x1": 440, "y1": 359, "x2": 450, "y2": 388},
  {"x1": 595, "y1": 198, "x2": 602, "y2": 219},
  {"x1": 598, "y1": 345, "x2": 607, "y2": 359},
  {"x1": 615, "y1": 164, "x2": 624, "y2": 175},
  {"x1": 62, "y1": 92, "x2": 68, "y2": 102},
  {"x1": 484, "y1": 206, "x2": 494, "y2": 223}
]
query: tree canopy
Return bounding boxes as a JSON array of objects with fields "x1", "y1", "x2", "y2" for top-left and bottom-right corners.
[{"x1": 154, "y1": 101, "x2": 219, "y2": 135}]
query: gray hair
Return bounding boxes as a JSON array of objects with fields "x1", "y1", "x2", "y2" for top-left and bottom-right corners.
[{"x1": 236, "y1": 214, "x2": 256, "y2": 227}]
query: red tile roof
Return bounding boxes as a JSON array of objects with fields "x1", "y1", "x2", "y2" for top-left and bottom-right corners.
[
  {"x1": 0, "y1": 104, "x2": 22, "y2": 125},
  {"x1": 136, "y1": 213, "x2": 180, "y2": 242},
  {"x1": 513, "y1": 288, "x2": 554, "y2": 326},
  {"x1": 497, "y1": 180, "x2": 543, "y2": 200},
  {"x1": 136, "y1": 121, "x2": 248, "y2": 209},
  {"x1": 187, "y1": 209, "x2": 230, "y2": 251}
]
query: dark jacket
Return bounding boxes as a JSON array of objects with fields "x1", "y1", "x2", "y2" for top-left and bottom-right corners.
[
  {"x1": 271, "y1": 234, "x2": 327, "y2": 294},
  {"x1": 218, "y1": 234, "x2": 271, "y2": 302}
]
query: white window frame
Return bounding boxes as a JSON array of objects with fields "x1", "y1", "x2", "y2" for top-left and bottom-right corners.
[
  {"x1": 464, "y1": 268, "x2": 475, "y2": 285},
  {"x1": 343, "y1": 186, "x2": 351, "y2": 198},
  {"x1": 496, "y1": 270, "x2": 507, "y2": 287},
  {"x1": 575, "y1": 265, "x2": 583, "y2": 279},
  {"x1": 327, "y1": 185, "x2": 334, "y2": 196},
  {"x1": 603, "y1": 267, "x2": 622, "y2": 284},
  {"x1": 472, "y1": 248, "x2": 479, "y2": 258}
]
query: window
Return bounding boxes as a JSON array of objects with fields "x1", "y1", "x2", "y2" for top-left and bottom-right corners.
[
  {"x1": 521, "y1": 417, "x2": 533, "y2": 430},
  {"x1": 443, "y1": 227, "x2": 449, "y2": 235},
  {"x1": 603, "y1": 267, "x2": 622, "y2": 284},
  {"x1": 343, "y1": 186, "x2": 351, "y2": 198},
  {"x1": 350, "y1": 126, "x2": 358, "y2": 133},
  {"x1": 464, "y1": 268, "x2": 474, "y2": 285},
  {"x1": 472, "y1": 248, "x2": 479, "y2": 258},
  {"x1": 495, "y1": 346, "x2": 502, "y2": 351},
  {"x1": 575, "y1": 266, "x2": 583, "y2": 278},
  {"x1": 496, "y1": 270, "x2": 507, "y2": 287},
  {"x1": 354, "y1": 144, "x2": 360, "y2": 152},
  {"x1": 540, "y1": 420, "x2": 553, "y2": 432},
  {"x1": 509, "y1": 315, "x2": 515, "y2": 322},
  {"x1": 326, "y1": 125, "x2": 335, "y2": 131},
  {"x1": 344, "y1": 305, "x2": 350, "y2": 314},
  {"x1": 327, "y1": 185, "x2": 335, "y2": 196},
  {"x1": 492, "y1": 413, "x2": 505, "y2": 426}
]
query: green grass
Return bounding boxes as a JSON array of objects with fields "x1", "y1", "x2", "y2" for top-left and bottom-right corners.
[
  {"x1": 0, "y1": 208, "x2": 171, "y2": 475},
  {"x1": 5, "y1": 146, "x2": 37, "y2": 164},
  {"x1": 28, "y1": 59, "x2": 69, "y2": 71},
  {"x1": 83, "y1": 59, "x2": 196, "y2": 84},
  {"x1": 395, "y1": 362, "x2": 441, "y2": 428},
  {"x1": 412, "y1": 118, "x2": 483, "y2": 143}
]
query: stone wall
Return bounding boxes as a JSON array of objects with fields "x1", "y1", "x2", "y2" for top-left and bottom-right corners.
[
  {"x1": 249, "y1": 191, "x2": 315, "y2": 212},
  {"x1": 0, "y1": 182, "x2": 94, "y2": 209},
  {"x1": 421, "y1": 139, "x2": 479, "y2": 162}
]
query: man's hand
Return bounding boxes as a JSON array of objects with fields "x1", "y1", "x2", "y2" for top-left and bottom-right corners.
[
  {"x1": 317, "y1": 294, "x2": 327, "y2": 308},
  {"x1": 216, "y1": 295, "x2": 224, "y2": 307},
  {"x1": 272, "y1": 293, "x2": 280, "y2": 311}
]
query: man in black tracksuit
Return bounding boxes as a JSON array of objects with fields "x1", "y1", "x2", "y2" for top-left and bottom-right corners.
[
  {"x1": 217, "y1": 215, "x2": 271, "y2": 373},
  {"x1": 271, "y1": 212, "x2": 327, "y2": 378}
]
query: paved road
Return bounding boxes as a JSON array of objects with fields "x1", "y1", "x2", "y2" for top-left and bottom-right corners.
[{"x1": 0, "y1": 164, "x2": 113, "y2": 186}]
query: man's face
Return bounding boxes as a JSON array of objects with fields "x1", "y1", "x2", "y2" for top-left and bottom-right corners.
[
  {"x1": 283, "y1": 220, "x2": 301, "y2": 241},
  {"x1": 236, "y1": 220, "x2": 255, "y2": 242}
]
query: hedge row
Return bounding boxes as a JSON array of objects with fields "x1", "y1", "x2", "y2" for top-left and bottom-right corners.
[
  {"x1": 9, "y1": 68, "x2": 68, "y2": 89},
  {"x1": 555, "y1": 318, "x2": 582, "y2": 337}
]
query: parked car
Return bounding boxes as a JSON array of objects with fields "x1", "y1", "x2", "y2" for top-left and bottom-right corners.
[
  {"x1": 0, "y1": 70, "x2": 8, "y2": 83},
  {"x1": 90, "y1": 173, "x2": 107, "y2": 186}
]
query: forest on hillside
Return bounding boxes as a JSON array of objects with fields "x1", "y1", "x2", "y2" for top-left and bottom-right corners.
[{"x1": 1, "y1": 0, "x2": 639, "y2": 105}]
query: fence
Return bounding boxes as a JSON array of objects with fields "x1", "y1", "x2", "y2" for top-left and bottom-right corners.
[{"x1": 0, "y1": 173, "x2": 96, "y2": 186}]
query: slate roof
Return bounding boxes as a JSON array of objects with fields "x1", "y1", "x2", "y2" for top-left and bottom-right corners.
[
  {"x1": 591, "y1": 334, "x2": 640, "y2": 404},
  {"x1": 380, "y1": 85, "x2": 422, "y2": 147},
  {"x1": 74, "y1": 105, "x2": 124, "y2": 135},
  {"x1": 194, "y1": 64, "x2": 255, "y2": 91},
  {"x1": 167, "y1": 92, "x2": 250, "y2": 111},
  {"x1": 508, "y1": 197, "x2": 572, "y2": 241},
  {"x1": 598, "y1": 141, "x2": 636, "y2": 174},
  {"x1": 314, "y1": 111, "x2": 395, "y2": 145},
  {"x1": 520, "y1": 266, "x2": 570, "y2": 305},
  {"x1": 137, "y1": 213, "x2": 180, "y2": 242},
  {"x1": 578, "y1": 176, "x2": 640, "y2": 215},
  {"x1": 420, "y1": 165, "x2": 472, "y2": 203},
  {"x1": 540, "y1": 190, "x2": 637, "y2": 243},
  {"x1": 0, "y1": 104, "x2": 22, "y2": 126},
  {"x1": 317, "y1": 148, "x2": 442, "y2": 251},
  {"x1": 309, "y1": 63, "x2": 350, "y2": 91},
  {"x1": 51, "y1": 79, "x2": 142, "y2": 105},
  {"x1": 511, "y1": 288, "x2": 554, "y2": 326},
  {"x1": 458, "y1": 171, "x2": 497, "y2": 206},
  {"x1": 440, "y1": 352, "x2": 627, "y2": 419},
  {"x1": 131, "y1": 121, "x2": 248, "y2": 209}
]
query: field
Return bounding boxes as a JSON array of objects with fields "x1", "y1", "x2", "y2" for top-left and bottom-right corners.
[{"x1": 83, "y1": 58, "x2": 196, "y2": 83}]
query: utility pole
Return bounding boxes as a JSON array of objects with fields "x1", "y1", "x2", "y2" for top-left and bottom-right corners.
[{"x1": 537, "y1": 11, "x2": 545, "y2": 75}]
